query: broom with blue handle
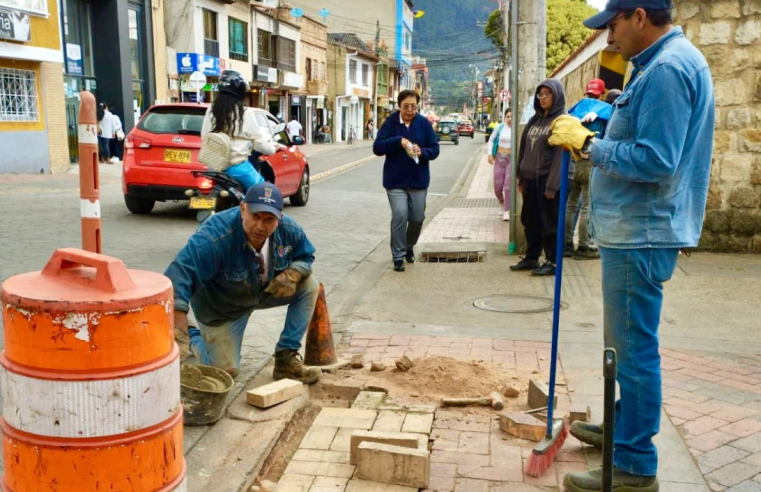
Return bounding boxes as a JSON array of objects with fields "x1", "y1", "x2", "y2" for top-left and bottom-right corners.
[{"x1": 524, "y1": 150, "x2": 571, "y2": 477}]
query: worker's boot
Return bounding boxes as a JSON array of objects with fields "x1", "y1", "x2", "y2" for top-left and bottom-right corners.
[
  {"x1": 570, "y1": 421, "x2": 603, "y2": 449},
  {"x1": 273, "y1": 349, "x2": 322, "y2": 384},
  {"x1": 563, "y1": 467, "x2": 659, "y2": 492}
]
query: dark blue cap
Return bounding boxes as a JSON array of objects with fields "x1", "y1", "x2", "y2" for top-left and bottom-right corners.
[
  {"x1": 244, "y1": 182, "x2": 283, "y2": 219},
  {"x1": 583, "y1": 1, "x2": 673, "y2": 29}
]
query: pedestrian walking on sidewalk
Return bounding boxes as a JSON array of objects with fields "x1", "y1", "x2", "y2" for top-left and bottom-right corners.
[
  {"x1": 563, "y1": 79, "x2": 614, "y2": 260},
  {"x1": 548, "y1": 2, "x2": 715, "y2": 490},
  {"x1": 165, "y1": 182, "x2": 322, "y2": 384},
  {"x1": 373, "y1": 89, "x2": 440, "y2": 272},
  {"x1": 97, "y1": 103, "x2": 114, "y2": 164},
  {"x1": 486, "y1": 108, "x2": 512, "y2": 221},
  {"x1": 109, "y1": 110, "x2": 124, "y2": 163},
  {"x1": 510, "y1": 79, "x2": 573, "y2": 277}
]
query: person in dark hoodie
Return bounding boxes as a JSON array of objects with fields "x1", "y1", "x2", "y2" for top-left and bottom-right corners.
[
  {"x1": 510, "y1": 79, "x2": 573, "y2": 277},
  {"x1": 373, "y1": 90, "x2": 440, "y2": 272}
]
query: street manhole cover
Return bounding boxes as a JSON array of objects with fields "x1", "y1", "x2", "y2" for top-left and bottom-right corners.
[{"x1": 473, "y1": 295, "x2": 567, "y2": 314}]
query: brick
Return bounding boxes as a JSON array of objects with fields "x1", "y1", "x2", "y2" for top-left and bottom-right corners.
[
  {"x1": 528, "y1": 379, "x2": 558, "y2": 409},
  {"x1": 276, "y1": 474, "x2": 315, "y2": 491},
  {"x1": 283, "y1": 461, "x2": 355, "y2": 478},
  {"x1": 687, "y1": 430, "x2": 741, "y2": 452},
  {"x1": 458, "y1": 431, "x2": 490, "y2": 454},
  {"x1": 707, "y1": 462, "x2": 761, "y2": 488},
  {"x1": 312, "y1": 408, "x2": 377, "y2": 430},
  {"x1": 721, "y1": 419, "x2": 761, "y2": 438},
  {"x1": 352, "y1": 391, "x2": 387, "y2": 410},
  {"x1": 356, "y1": 441, "x2": 430, "y2": 488},
  {"x1": 246, "y1": 378, "x2": 304, "y2": 408},
  {"x1": 697, "y1": 446, "x2": 751, "y2": 471},
  {"x1": 685, "y1": 416, "x2": 731, "y2": 436},
  {"x1": 373, "y1": 411, "x2": 406, "y2": 432},
  {"x1": 301, "y1": 426, "x2": 340, "y2": 450},
  {"x1": 349, "y1": 430, "x2": 422, "y2": 465},
  {"x1": 460, "y1": 466, "x2": 523, "y2": 481},
  {"x1": 292, "y1": 449, "x2": 351, "y2": 464},
  {"x1": 569, "y1": 404, "x2": 590, "y2": 424},
  {"x1": 402, "y1": 412, "x2": 434, "y2": 434},
  {"x1": 344, "y1": 479, "x2": 417, "y2": 492},
  {"x1": 309, "y1": 476, "x2": 349, "y2": 492},
  {"x1": 499, "y1": 412, "x2": 546, "y2": 442}
]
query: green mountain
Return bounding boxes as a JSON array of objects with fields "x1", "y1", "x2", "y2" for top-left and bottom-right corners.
[{"x1": 412, "y1": 0, "x2": 499, "y2": 112}]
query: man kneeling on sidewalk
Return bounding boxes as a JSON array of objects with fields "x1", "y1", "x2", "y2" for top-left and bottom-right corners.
[{"x1": 165, "y1": 182, "x2": 322, "y2": 384}]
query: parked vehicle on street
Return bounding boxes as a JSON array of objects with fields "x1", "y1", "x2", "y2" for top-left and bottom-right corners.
[
  {"x1": 458, "y1": 120, "x2": 475, "y2": 138},
  {"x1": 122, "y1": 103, "x2": 310, "y2": 216},
  {"x1": 436, "y1": 119, "x2": 460, "y2": 145}
]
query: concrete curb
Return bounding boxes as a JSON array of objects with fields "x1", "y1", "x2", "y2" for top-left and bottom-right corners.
[{"x1": 311, "y1": 155, "x2": 378, "y2": 184}]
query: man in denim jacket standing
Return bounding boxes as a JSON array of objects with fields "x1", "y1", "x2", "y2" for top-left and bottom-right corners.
[
  {"x1": 549, "y1": 1, "x2": 714, "y2": 490},
  {"x1": 165, "y1": 182, "x2": 322, "y2": 384}
]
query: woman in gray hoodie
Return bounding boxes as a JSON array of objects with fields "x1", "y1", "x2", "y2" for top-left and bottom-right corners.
[{"x1": 510, "y1": 79, "x2": 573, "y2": 277}]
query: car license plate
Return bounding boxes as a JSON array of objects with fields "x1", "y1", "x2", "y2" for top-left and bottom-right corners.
[
  {"x1": 189, "y1": 197, "x2": 216, "y2": 210},
  {"x1": 442, "y1": 135, "x2": 449, "y2": 140},
  {"x1": 165, "y1": 149, "x2": 191, "y2": 163}
]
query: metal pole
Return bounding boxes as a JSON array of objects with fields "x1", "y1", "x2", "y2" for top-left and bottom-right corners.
[
  {"x1": 509, "y1": 0, "x2": 519, "y2": 253},
  {"x1": 77, "y1": 91, "x2": 102, "y2": 254}
]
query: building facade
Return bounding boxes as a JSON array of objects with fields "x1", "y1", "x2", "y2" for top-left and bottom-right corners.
[{"x1": 0, "y1": 0, "x2": 68, "y2": 173}]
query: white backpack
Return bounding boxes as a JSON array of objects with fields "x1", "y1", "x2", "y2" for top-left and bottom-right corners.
[{"x1": 198, "y1": 131, "x2": 233, "y2": 172}]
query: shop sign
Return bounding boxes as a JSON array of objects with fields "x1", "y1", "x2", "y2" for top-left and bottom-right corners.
[
  {"x1": 292, "y1": 95, "x2": 301, "y2": 105},
  {"x1": 177, "y1": 53, "x2": 220, "y2": 76},
  {"x1": 0, "y1": 0, "x2": 46, "y2": 16},
  {"x1": 281, "y1": 71, "x2": 304, "y2": 89},
  {"x1": 0, "y1": 8, "x2": 29, "y2": 42},
  {"x1": 255, "y1": 65, "x2": 277, "y2": 83},
  {"x1": 66, "y1": 43, "x2": 83, "y2": 75},
  {"x1": 316, "y1": 97, "x2": 325, "y2": 109}
]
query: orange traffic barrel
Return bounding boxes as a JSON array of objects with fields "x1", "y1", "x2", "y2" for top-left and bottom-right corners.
[{"x1": 0, "y1": 248, "x2": 186, "y2": 492}]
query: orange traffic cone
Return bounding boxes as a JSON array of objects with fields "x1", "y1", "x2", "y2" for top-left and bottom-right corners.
[{"x1": 305, "y1": 283, "x2": 338, "y2": 366}]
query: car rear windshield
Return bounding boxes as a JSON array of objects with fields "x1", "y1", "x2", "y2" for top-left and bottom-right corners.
[{"x1": 138, "y1": 107, "x2": 206, "y2": 135}]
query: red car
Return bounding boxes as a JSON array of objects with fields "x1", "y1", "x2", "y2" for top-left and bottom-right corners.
[
  {"x1": 122, "y1": 103, "x2": 310, "y2": 214},
  {"x1": 458, "y1": 120, "x2": 475, "y2": 138}
]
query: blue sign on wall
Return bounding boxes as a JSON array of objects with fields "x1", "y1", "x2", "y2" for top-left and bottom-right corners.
[{"x1": 177, "y1": 53, "x2": 221, "y2": 76}]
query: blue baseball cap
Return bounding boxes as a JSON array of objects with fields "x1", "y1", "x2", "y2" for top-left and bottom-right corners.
[
  {"x1": 244, "y1": 182, "x2": 283, "y2": 219},
  {"x1": 583, "y1": 1, "x2": 673, "y2": 30}
]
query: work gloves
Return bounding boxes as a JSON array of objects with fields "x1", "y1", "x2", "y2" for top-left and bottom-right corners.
[
  {"x1": 265, "y1": 268, "x2": 303, "y2": 298},
  {"x1": 175, "y1": 326, "x2": 190, "y2": 361},
  {"x1": 548, "y1": 115, "x2": 597, "y2": 161}
]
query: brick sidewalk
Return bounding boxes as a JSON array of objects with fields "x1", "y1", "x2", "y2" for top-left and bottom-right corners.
[{"x1": 661, "y1": 348, "x2": 761, "y2": 491}]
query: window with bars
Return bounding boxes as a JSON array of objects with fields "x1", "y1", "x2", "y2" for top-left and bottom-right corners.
[
  {"x1": 277, "y1": 37, "x2": 296, "y2": 72},
  {"x1": 362, "y1": 64, "x2": 369, "y2": 86},
  {"x1": 306, "y1": 58, "x2": 312, "y2": 81},
  {"x1": 349, "y1": 60, "x2": 357, "y2": 83},
  {"x1": 0, "y1": 68, "x2": 39, "y2": 122},
  {"x1": 228, "y1": 18, "x2": 248, "y2": 62},
  {"x1": 258, "y1": 29, "x2": 274, "y2": 68},
  {"x1": 203, "y1": 9, "x2": 219, "y2": 57},
  {"x1": 320, "y1": 61, "x2": 326, "y2": 81}
]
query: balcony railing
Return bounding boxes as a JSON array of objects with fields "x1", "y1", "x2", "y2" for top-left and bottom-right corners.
[
  {"x1": 258, "y1": 56, "x2": 275, "y2": 68},
  {"x1": 204, "y1": 38, "x2": 219, "y2": 57}
]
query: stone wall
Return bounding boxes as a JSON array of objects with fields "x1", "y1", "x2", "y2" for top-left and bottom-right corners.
[
  {"x1": 560, "y1": 56, "x2": 602, "y2": 107},
  {"x1": 676, "y1": 0, "x2": 761, "y2": 252}
]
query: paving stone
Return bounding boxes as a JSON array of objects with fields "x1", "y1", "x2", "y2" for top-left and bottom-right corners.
[
  {"x1": 373, "y1": 411, "x2": 406, "y2": 433},
  {"x1": 499, "y1": 411, "x2": 546, "y2": 442},
  {"x1": 349, "y1": 430, "x2": 422, "y2": 465},
  {"x1": 344, "y1": 479, "x2": 417, "y2": 492},
  {"x1": 407, "y1": 404, "x2": 437, "y2": 414},
  {"x1": 741, "y1": 452, "x2": 761, "y2": 467},
  {"x1": 433, "y1": 418, "x2": 490, "y2": 433},
  {"x1": 664, "y1": 405, "x2": 703, "y2": 421},
  {"x1": 457, "y1": 431, "x2": 490, "y2": 454},
  {"x1": 687, "y1": 430, "x2": 740, "y2": 452},
  {"x1": 356, "y1": 442, "x2": 430, "y2": 488},
  {"x1": 427, "y1": 475, "x2": 455, "y2": 491},
  {"x1": 734, "y1": 433, "x2": 761, "y2": 453},
  {"x1": 685, "y1": 416, "x2": 732, "y2": 437},
  {"x1": 728, "y1": 481, "x2": 761, "y2": 492},
  {"x1": 301, "y1": 427, "x2": 340, "y2": 450},
  {"x1": 247, "y1": 379, "x2": 304, "y2": 408},
  {"x1": 330, "y1": 428, "x2": 354, "y2": 452},
  {"x1": 569, "y1": 404, "x2": 590, "y2": 424},
  {"x1": 292, "y1": 449, "x2": 351, "y2": 464},
  {"x1": 276, "y1": 474, "x2": 315, "y2": 492},
  {"x1": 430, "y1": 462, "x2": 457, "y2": 478},
  {"x1": 707, "y1": 462, "x2": 761, "y2": 488},
  {"x1": 528, "y1": 379, "x2": 558, "y2": 409},
  {"x1": 402, "y1": 412, "x2": 434, "y2": 434},
  {"x1": 430, "y1": 450, "x2": 491, "y2": 469},
  {"x1": 312, "y1": 408, "x2": 377, "y2": 430},
  {"x1": 352, "y1": 391, "x2": 387, "y2": 410},
  {"x1": 697, "y1": 445, "x2": 751, "y2": 470},
  {"x1": 489, "y1": 435, "x2": 524, "y2": 468},
  {"x1": 309, "y1": 476, "x2": 349, "y2": 492},
  {"x1": 453, "y1": 478, "x2": 490, "y2": 492},
  {"x1": 459, "y1": 466, "x2": 523, "y2": 482},
  {"x1": 491, "y1": 484, "x2": 548, "y2": 492},
  {"x1": 283, "y1": 461, "x2": 355, "y2": 479},
  {"x1": 721, "y1": 419, "x2": 761, "y2": 438}
]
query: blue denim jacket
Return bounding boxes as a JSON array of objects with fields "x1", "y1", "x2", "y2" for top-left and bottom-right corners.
[
  {"x1": 590, "y1": 27, "x2": 715, "y2": 249},
  {"x1": 164, "y1": 208, "x2": 316, "y2": 325}
]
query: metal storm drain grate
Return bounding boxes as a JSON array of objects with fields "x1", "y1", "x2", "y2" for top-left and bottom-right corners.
[
  {"x1": 420, "y1": 251, "x2": 485, "y2": 263},
  {"x1": 473, "y1": 295, "x2": 567, "y2": 314}
]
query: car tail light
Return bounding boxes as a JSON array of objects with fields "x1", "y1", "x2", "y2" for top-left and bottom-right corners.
[
  {"x1": 199, "y1": 178, "x2": 214, "y2": 190},
  {"x1": 130, "y1": 135, "x2": 152, "y2": 149}
]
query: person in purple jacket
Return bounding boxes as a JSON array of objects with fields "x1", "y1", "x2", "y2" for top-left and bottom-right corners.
[{"x1": 373, "y1": 90, "x2": 440, "y2": 272}]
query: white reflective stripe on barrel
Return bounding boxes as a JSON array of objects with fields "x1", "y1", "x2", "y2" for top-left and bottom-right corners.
[
  {"x1": 78, "y1": 123, "x2": 98, "y2": 145},
  {"x1": 80, "y1": 199, "x2": 101, "y2": 218},
  {"x1": 0, "y1": 358, "x2": 180, "y2": 438}
]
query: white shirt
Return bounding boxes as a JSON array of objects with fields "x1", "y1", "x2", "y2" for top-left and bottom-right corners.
[
  {"x1": 99, "y1": 109, "x2": 115, "y2": 138},
  {"x1": 201, "y1": 107, "x2": 278, "y2": 166},
  {"x1": 486, "y1": 123, "x2": 512, "y2": 153},
  {"x1": 260, "y1": 238, "x2": 270, "y2": 282},
  {"x1": 110, "y1": 113, "x2": 122, "y2": 133},
  {"x1": 286, "y1": 120, "x2": 303, "y2": 139}
]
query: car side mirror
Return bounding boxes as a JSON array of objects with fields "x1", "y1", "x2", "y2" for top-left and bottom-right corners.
[{"x1": 292, "y1": 136, "x2": 305, "y2": 146}]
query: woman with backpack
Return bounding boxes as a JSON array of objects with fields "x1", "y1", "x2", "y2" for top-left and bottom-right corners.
[
  {"x1": 200, "y1": 70, "x2": 284, "y2": 191},
  {"x1": 486, "y1": 108, "x2": 512, "y2": 222}
]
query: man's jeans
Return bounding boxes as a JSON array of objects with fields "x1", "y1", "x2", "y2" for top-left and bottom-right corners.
[
  {"x1": 599, "y1": 247, "x2": 679, "y2": 476},
  {"x1": 565, "y1": 160, "x2": 591, "y2": 248},
  {"x1": 387, "y1": 188, "x2": 427, "y2": 260},
  {"x1": 188, "y1": 275, "x2": 320, "y2": 374}
]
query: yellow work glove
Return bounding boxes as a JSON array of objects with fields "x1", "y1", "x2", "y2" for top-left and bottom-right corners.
[
  {"x1": 265, "y1": 269, "x2": 303, "y2": 298},
  {"x1": 548, "y1": 115, "x2": 597, "y2": 161},
  {"x1": 174, "y1": 326, "x2": 190, "y2": 361}
]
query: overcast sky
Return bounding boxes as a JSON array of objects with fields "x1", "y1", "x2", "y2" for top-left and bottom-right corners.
[{"x1": 586, "y1": 0, "x2": 606, "y2": 10}]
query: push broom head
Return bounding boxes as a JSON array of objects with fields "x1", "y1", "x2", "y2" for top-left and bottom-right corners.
[{"x1": 525, "y1": 419, "x2": 568, "y2": 477}]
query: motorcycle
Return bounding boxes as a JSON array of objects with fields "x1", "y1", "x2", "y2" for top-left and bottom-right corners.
[{"x1": 186, "y1": 170, "x2": 247, "y2": 222}]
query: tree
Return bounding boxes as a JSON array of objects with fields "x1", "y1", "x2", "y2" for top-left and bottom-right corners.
[{"x1": 484, "y1": 0, "x2": 597, "y2": 75}]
